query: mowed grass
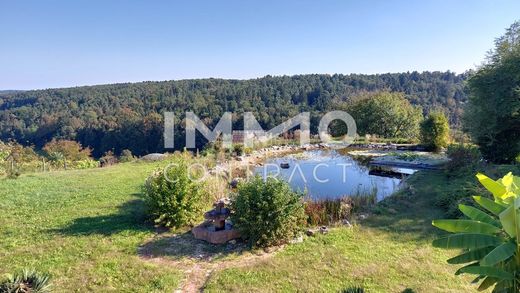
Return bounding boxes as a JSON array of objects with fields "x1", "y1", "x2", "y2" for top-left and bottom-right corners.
[
  {"x1": 0, "y1": 162, "x2": 182, "y2": 292},
  {"x1": 1, "y1": 161, "x2": 510, "y2": 292}
]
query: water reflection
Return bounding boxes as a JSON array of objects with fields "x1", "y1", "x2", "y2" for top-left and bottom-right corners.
[{"x1": 254, "y1": 150, "x2": 416, "y2": 201}]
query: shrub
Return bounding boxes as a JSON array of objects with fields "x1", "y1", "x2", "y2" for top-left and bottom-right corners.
[
  {"x1": 99, "y1": 151, "x2": 118, "y2": 167},
  {"x1": 420, "y1": 111, "x2": 450, "y2": 152},
  {"x1": 144, "y1": 159, "x2": 207, "y2": 228},
  {"x1": 445, "y1": 143, "x2": 483, "y2": 175},
  {"x1": 0, "y1": 141, "x2": 42, "y2": 176},
  {"x1": 0, "y1": 269, "x2": 51, "y2": 293},
  {"x1": 432, "y1": 172, "x2": 520, "y2": 292},
  {"x1": 75, "y1": 159, "x2": 99, "y2": 169},
  {"x1": 232, "y1": 144, "x2": 244, "y2": 156},
  {"x1": 119, "y1": 149, "x2": 135, "y2": 162},
  {"x1": 243, "y1": 147, "x2": 253, "y2": 155},
  {"x1": 230, "y1": 176, "x2": 306, "y2": 247}
]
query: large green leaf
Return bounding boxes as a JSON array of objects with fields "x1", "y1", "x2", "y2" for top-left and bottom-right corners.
[
  {"x1": 480, "y1": 242, "x2": 516, "y2": 266},
  {"x1": 498, "y1": 172, "x2": 513, "y2": 189},
  {"x1": 459, "y1": 204, "x2": 501, "y2": 227},
  {"x1": 459, "y1": 265, "x2": 514, "y2": 280},
  {"x1": 478, "y1": 277, "x2": 498, "y2": 291},
  {"x1": 432, "y1": 233, "x2": 502, "y2": 249},
  {"x1": 473, "y1": 196, "x2": 507, "y2": 216},
  {"x1": 447, "y1": 246, "x2": 495, "y2": 264},
  {"x1": 455, "y1": 261, "x2": 479, "y2": 275},
  {"x1": 477, "y1": 173, "x2": 507, "y2": 199},
  {"x1": 432, "y1": 219, "x2": 500, "y2": 234},
  {"x1": 498, "y1": 205, "x2": 519, "y2": 238}
]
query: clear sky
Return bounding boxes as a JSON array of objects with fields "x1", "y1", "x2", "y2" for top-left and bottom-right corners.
[{"x1": 1, "y1": 0, "x2": 519, "y2": 90}]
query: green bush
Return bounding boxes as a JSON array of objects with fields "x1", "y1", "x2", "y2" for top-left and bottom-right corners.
[
  {"x1": 99, "y1": 151, "x2": 118, "y2": 167},
  {"x1": 232, "y1": 144, "x2": 244, "y2": 156},
  {"x1": 144, "y1": 159, "x2": 207, "y2": 228},
  {"x1": 445, "y1": 143, "x2": 483, "y2": 175},
  {"x1": 75, "y1": 159, "x2": 99, "y2": 169},
  {"x1": 0, "y1": 269, "x2": 51, "y2": 293},
  {"x1": 230, "y1": 176, "x2": 306, "y2": 247},
  {"x1": 119, "y1": 149, "x2": 135, "y2": 163},
  {"x1": 420, "y1": 111, "x2": 450, "y2": 152}
]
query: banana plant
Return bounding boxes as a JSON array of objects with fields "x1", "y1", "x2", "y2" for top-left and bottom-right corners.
[{"x1": 432, "y1": 172, "x2": 520, "y2": 292}]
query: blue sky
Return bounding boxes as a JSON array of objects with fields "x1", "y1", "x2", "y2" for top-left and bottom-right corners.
[{"x1": 1, "y1": 0, "x2": 519, "y2": 90}]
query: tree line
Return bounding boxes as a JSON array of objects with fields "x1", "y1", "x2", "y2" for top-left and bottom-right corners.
[{"x1": 0, "y1": 72, "x2": 468, "y2": 157}]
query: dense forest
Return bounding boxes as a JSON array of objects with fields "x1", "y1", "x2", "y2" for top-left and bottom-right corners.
[{"x1": 0, "y1": 72, "x2": 469, "y2": 157}]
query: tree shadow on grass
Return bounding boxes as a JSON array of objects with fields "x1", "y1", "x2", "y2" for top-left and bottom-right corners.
[
  {"x1": 359, "y1": 171, "x2": 449, "y2": 243},
  {"x1": 52, "y1": 198, "x2": 153, "y2": 236},
  {"x1": 138, "y1": 230, "x2": 248, "y2": 262}
]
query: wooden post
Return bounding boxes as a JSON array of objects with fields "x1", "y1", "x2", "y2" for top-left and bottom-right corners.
[
  {"x1": 64, "y1": 160, "x2": 67, "y2": 170},
  {"x1": 42, "y1": 158, "x2": 46, "y2": 172}
]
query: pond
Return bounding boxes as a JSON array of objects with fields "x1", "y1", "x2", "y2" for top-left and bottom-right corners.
[{"x1": 254, "y1": 150, "x2": 416, "y2": 201}]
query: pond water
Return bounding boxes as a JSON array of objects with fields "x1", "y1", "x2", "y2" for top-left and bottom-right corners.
[{"x1": 254, "y1": 150, "x2": 416, "y2": 201}]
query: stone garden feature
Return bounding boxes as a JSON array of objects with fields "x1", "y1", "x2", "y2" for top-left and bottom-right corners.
[{"x1": 192, "y1": 199, "x2": 241, "y2": 244}]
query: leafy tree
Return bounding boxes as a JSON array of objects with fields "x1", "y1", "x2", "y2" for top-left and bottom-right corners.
[
  {"x1": 432, "y1": 172, "x2": 520, "y2": 292},
  {"x1": 347, "y1": 91, "x2": 423, "y2": 139},
  {"x1": 420, "y1": 111, "x2": 450, "y2": 151},
  {"x1": 464, "y1": 21, "x2": 520, "y2": 163},
  {"x1": 42, "y1": 139, "x2": 91, "y2": 162}
]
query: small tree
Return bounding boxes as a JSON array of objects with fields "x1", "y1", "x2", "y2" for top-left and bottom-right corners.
[
  {"x1": 43, "y1": 139, "x2": 91, "y2": 162},
  {"x1": 144, "y1": 159, "x2": 207, "y2": 228},
  {"x1": 230, "y1": 176, "x2": 306, "y2": 247},
  {"x1": 347, "y1": 91, "x2": 423, "y2": 140},
  {"x1": 420, "y1": 111, "x2": 450, "y2": 151}
]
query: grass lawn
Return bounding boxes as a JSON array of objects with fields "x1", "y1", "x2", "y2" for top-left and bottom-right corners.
[
  {"x1": 0, "y1": 162, "x2": 182, "y2": 292},
  {"x1": 2, "y1": 161, "x2": 516, "y2": 292},
  {"x1": 204, "y1": 171, "x2": 477, "y2": 292}
]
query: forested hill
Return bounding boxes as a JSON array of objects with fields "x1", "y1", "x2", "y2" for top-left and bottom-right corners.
[{"x1": 0, "y1": 72, "x2": 469, "y2": 157}]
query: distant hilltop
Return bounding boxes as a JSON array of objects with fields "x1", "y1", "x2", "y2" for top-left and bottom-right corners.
[{"x1": 0, "y1": 72, "x2": 469, "y2": 157}]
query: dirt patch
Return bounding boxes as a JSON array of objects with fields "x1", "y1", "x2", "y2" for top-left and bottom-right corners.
[{"x1": 138, "y1": 232, "x2": 278, "y2": 292}]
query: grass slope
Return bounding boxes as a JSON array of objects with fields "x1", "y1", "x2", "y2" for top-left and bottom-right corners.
[
  {"x1": 0, "y1": 162, "x2": 182, "y2": 292},
  {"x1": 2, "y1": 161, "x2": 510, "y2": 292}
]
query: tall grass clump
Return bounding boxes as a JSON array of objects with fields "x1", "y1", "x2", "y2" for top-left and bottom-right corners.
[
  {"x1": 304, "y1": 191, "x2": 376, "y2": 226},
  {"x1": 305, "y1": 197, "x2": 352, "y2": 226}
]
